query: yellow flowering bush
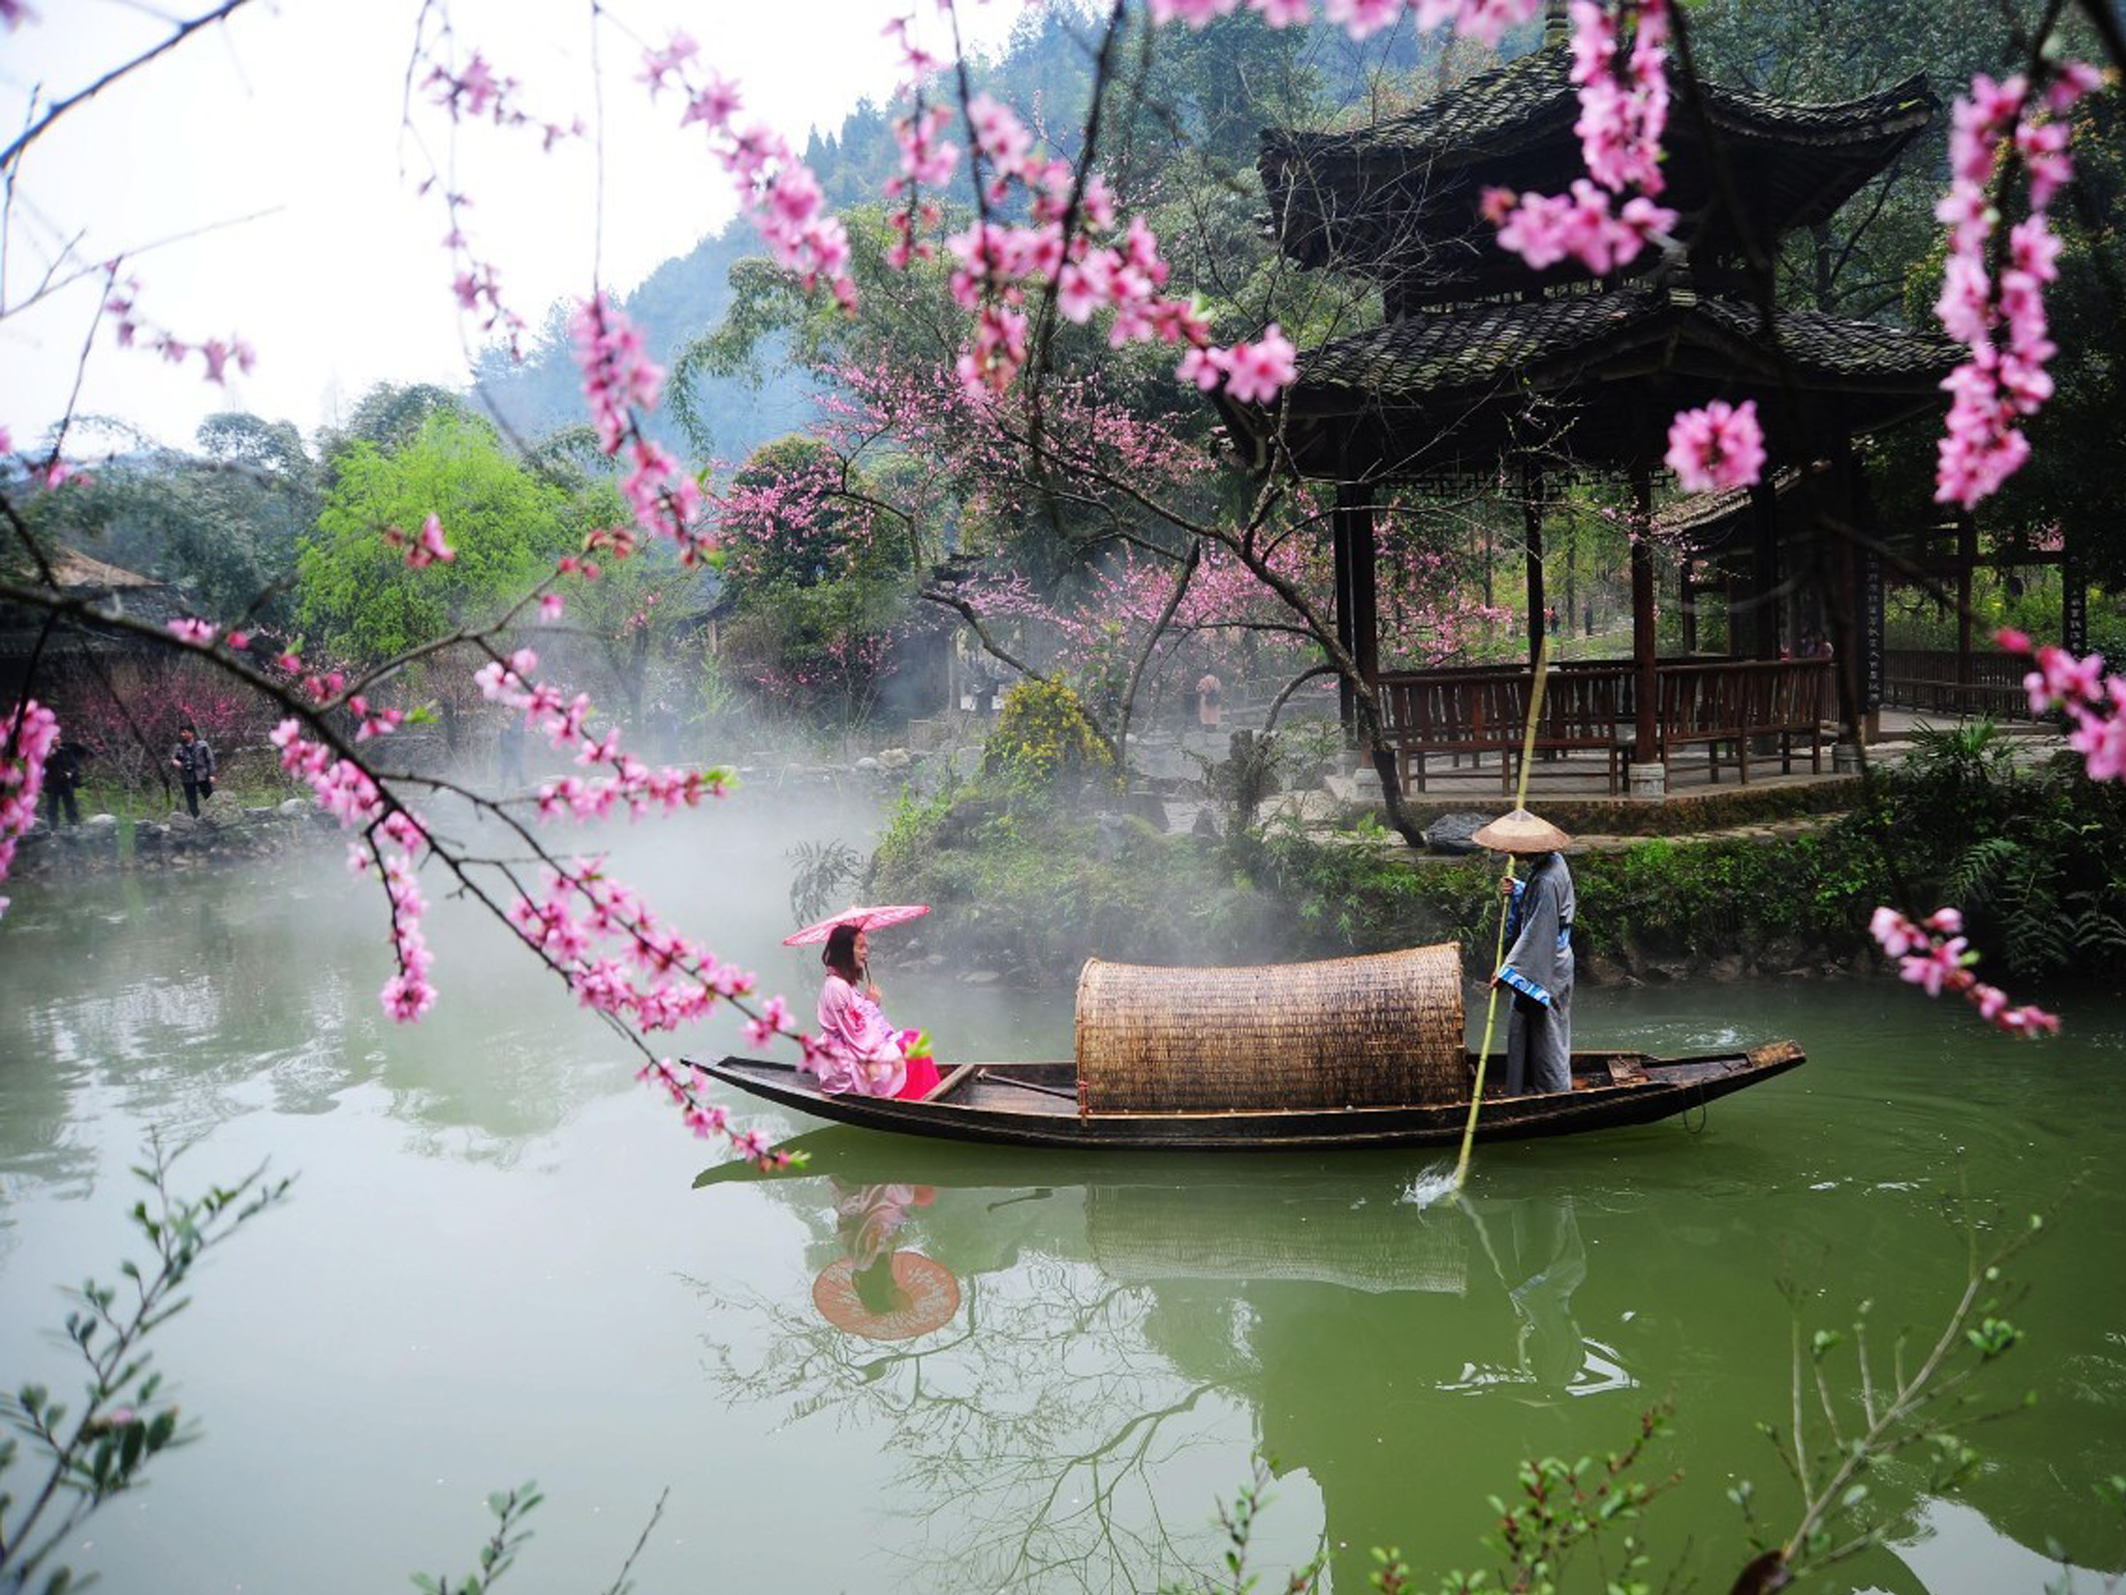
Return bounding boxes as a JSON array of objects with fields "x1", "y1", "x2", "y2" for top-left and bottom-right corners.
[{"x1": 983, "y1": 678, "x2": 1112, "y2": 788}]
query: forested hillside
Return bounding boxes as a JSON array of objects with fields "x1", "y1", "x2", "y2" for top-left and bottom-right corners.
[{"x1": 468, "y1": 2, "x2": 1443, "y2": 466}]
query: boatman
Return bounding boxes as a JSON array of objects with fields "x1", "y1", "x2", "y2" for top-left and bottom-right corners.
[{"x1": 1474, "y1": 808, "x2": 1576, "y2": 1096}]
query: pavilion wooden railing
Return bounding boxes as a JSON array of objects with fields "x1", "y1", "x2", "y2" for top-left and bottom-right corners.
[
  {"x1": 1376, "y1": 659, "x2": 1832, "y2": 792},
  {"x1": 1882, "y1": 647, "x2": 2035, "y2": 719}
]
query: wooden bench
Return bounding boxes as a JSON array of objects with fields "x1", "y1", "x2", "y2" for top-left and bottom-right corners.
[
  {"x1": 1377, "y1": 659, "x2": 1836, "y2": 793},
  {"x1": 1379, "y1": 671, "x2": 1526, "y2": 793},
  {"x1": 1521, "y1": 665, "x2": 1629, "y2": 794},
  {"x1": 1659, "y1": 661, "x2": 1827, "y2": 783},
  {"x1": 1380, "y1": 666, "x2": 1628, "y2": 794},
  {"x1": 1657, "y1": 664, "x2": 1745, "y2": 779},
  {"x1": 1753, "y1": 660, "x2": 1829, "y2": 777}
]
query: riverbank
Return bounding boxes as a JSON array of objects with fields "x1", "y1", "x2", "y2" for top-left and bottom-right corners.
[
  {"x1": 9, "y1": 790, "x2": 331, "y2": 880},
  {"x1": 869, "y1": 796, "x2": 1882, "y2": 988},
  {"x1": 871, "y1": 729, "x2": 2126, "y2": 994},
  {"x1": 5, "y1": 738, "x2": 933, "y2": 890}
]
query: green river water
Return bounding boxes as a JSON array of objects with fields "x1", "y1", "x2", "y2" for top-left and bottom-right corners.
[{"x1": 0, "y1": 793, "x2": 2120, "y2": 1594}]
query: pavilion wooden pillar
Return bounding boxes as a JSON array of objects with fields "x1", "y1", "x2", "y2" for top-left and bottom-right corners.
[
  {"x1": 1955, "y1": 511, "x2": 1977, "y2": 685},
  {"x1": 1332, "y1": 482, "x2": 1380, "y2": 739},
  {"x1": 2063, "y1": 537, "x2": 2088, "y2": 656},
  {"x1": 1352, "y1": 495, "x2": 1380, "y2": 686},
  {"x1": 1747, "y1": 478, "x2": 1782, "y2": 660},
  {"x1": 1836, "y1": 445, "x2": 1885, "y2": 743},
  {"x1": 1522, "y1": 466, "x2": 1546, "y2": 670},
  {"x1": 1333, "y1": 486, "x2": 1356, "y2": 732},
  {"x1": 1858, "y1": 468, "x2": 1885, "y2": 741},
  {"x1": 1630, "y1": 463, "x2": 1659, "y2": 768},
  {"x1": 1679, "y1": 562, "x2": 1699, "y2": 655}
]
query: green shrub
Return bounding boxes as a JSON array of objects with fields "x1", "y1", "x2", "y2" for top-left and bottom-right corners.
[
  {"x1": 867, "y1": 722, "x2": 2126, "y2": 989},
  {"x1": 982, "y1": 678, "x2": 1112, "y2": 788}
]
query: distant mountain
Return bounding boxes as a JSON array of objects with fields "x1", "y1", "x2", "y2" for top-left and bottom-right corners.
[
  {"x1": 470, "y1": 225, "x2": 822, "y2": 468},
  {"x1": 469, "y1": 5, "x2": 1457, "y2": 468}
]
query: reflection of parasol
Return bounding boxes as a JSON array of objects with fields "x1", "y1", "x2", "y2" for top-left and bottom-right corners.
[
  {"x1": 811, "y1": 1251, "x2": 961, "y2": 1340},
  {"x1": 782, "y1": 904, "x2": 931, "y2": 947}
]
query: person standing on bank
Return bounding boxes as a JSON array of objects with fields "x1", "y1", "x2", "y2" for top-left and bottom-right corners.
[
  {"x1": 1196, "y1": 670, "x2": 1223, "y2": 738},
  {"x1": 1474, "y1": 807, "x2": 1576, "y2": 1096},
  {"x1": 170, "y1": 722, "x2": 216, "y2": 818},
  {"x1": 43, "y1": 735, "x2": 88, "y2": 828}
]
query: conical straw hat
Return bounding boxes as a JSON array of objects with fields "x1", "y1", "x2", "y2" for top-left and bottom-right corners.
[{"x1": 1470, "y1": 807, "x2": 1572, "y2": 854}]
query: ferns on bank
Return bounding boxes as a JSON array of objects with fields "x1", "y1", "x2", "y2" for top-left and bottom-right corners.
[{"x1": 1896, "y1": 728, "x2": 2126, "y2": 982}]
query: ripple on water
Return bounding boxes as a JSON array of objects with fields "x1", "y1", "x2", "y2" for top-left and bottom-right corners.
[{"x1": 1, "y1": 851, "x2": 2122, "y2": 1595}]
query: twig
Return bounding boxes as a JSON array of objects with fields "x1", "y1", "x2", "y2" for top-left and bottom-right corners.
[
  {"x1": 0, "y1": 1, "x2": 256, "y2": 175},
  {"x1": 599, "y1": 1487, "x2": 668, "y2": 1595}
]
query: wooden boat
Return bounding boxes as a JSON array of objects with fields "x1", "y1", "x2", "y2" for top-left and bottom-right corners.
[
  {"x1": 693, "y1": 944, "x2": 1803, "y2": 1152},
  {"x1": 694, "y1": 1040, "x2": 1806, "y2": 1153}
]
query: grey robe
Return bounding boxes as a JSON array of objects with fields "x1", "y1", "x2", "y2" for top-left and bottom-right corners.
[{"x1": 1497, "y1": 851, "x2": 1574, "y2": 1095}]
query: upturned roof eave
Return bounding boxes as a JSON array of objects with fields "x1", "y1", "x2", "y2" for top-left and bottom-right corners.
[
  {"x1": 1211, "y1": 292, "x2": 1957, "y2": 480},
  {"x1": 1257, "y1": 65, "x2": 1939, "y2": 283},
  {"x1": 1258, "y1": 64, "x2": 1938, "y2": 171}
]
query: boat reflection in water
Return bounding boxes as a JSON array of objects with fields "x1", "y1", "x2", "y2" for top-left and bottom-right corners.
[
  {"x1": 1082, "y1": 1178, "x2": 1628, "y2": 1404},
  {"x1": 694, "y1": 1132, "x2": 1645, "y2": 1594}
]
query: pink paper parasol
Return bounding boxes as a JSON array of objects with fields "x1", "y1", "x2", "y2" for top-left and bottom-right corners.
[{"x1": 782, "y1": 904, "x2": 931, "y2": 947}]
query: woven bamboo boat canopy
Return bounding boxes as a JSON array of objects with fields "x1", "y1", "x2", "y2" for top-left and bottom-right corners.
[{"x1": 1075, "y1": 945, "x2": 1466, "y2": 1112}]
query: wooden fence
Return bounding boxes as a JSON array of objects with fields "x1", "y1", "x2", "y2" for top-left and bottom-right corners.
[{"x1": 1881, "y1": 648, "x2": 2035, "y2": 719}]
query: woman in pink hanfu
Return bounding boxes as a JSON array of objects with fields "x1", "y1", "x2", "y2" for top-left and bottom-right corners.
[{"x1": 812, "y1": 923, "x2": 939, "y2": 1100}]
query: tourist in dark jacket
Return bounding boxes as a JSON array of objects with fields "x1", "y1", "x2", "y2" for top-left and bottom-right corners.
[
  {"x1": 44, "y1": 737, "x2": 87, "y2": 827},
  {"x1": 170, "y1": 723, "x2": 216, "y2": 817}
]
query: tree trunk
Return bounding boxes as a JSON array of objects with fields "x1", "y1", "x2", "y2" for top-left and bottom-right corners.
[{"x1": 1113, "y1": 541, "x2": 1200, "y2": 787}]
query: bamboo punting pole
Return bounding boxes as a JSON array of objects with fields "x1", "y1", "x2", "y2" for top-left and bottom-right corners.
[{"x1": 1450, "y1": 632, "x2": 1551, "y2": 1192}]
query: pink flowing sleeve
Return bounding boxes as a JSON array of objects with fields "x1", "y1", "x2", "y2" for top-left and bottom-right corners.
[
  {"x1": 817, "y1": 975, "x2": 860, "y2": 1050},
  {"x1": 813, "y1": 976, "x2": 906, "y2": 1096},
  {"x1": 819, "y1": 975, "x2": 892, "y2": 1052}
]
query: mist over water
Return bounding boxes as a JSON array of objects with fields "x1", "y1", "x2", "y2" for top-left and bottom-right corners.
[{"x1": 0, "y1": 782, "x2": 2121, "y2": 1594}]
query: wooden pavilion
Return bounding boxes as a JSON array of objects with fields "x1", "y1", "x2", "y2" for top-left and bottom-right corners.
[
  {"x1": 1656, "y1": 473, "x2": 2091, "y2": 723},
  {"x1": 1216, "y1": 32, "x2": 1962, "y2": 795}
]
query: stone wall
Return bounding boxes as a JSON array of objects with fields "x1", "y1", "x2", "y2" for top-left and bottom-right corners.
[{"x1": 9, "y1": 793, "x2": 327, "y2": 881}]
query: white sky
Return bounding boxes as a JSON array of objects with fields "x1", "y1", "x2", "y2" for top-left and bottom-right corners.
[{"x1": 0, "y1": 0, "x2": 1020, "y2": 452}]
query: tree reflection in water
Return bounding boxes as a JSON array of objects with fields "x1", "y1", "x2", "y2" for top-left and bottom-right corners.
[
  {"x1": 690, "y1": 1137, "x2": 1637, "y2": 1594},
  {"x1": 691, "y1": 1173, "x2": 1240, "y2": 1593}
]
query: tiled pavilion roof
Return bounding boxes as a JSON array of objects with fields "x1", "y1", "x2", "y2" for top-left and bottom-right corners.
[
  {"x1": 1261, "y1": 46, "x2": 1938, "y2": 305},
  {"x1": 1213, "y1": 287, "x2": 1959, "y2": 483}
]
